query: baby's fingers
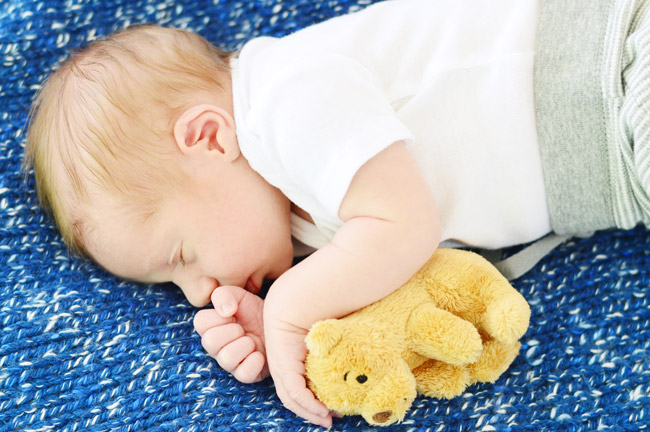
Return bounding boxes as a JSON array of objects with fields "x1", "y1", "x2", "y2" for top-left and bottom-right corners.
[
  {"x1": 276, "y1": 374, "x2": 331, "y2": 427},
  {"x1": 193, "y1": 308, "x2": 234, "y2": 335},
  {"x1": 201, "y1": 323, "x2": 244, "y2": 357},
  {"x1": 211, "y1": 285, "x2": 254, "y2": 318},
  {"x1": 232, "y1": 351, "x2": 268, "y2": 383},
  {"x1": 216, "y1": 335, "x2": 257, "y2": 372}
]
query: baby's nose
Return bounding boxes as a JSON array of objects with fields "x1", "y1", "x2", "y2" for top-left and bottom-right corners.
[
  {"x1": 198, "y1": 276, "x2": 220, "y2": 298},
  {"x1": 183, "y1": 276, "x2": 219, "y2": 307}
]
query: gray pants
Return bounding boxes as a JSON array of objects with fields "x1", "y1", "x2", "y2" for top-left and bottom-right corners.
[{"x1": 536, "y1": 0, "x2": 650, "y2": 234}]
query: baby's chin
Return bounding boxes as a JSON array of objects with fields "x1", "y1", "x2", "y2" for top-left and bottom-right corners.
[{"x1": 269, "y1": 244, "x2": 296, "y2": 279}]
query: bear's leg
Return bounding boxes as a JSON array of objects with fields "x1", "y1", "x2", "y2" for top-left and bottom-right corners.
[
  {"x1": 413, "y1": 359, "x2": 470, "y2": 399},
  {"x1": 468, "y1": 339, "x2": 521, "y2": 384},
  {"x1": 406, "y1": 303, "x2": 482, "y2": 365},
  {"x1": 417, "y1": 249, "x2": 530, "y2": 344},
  {"x1": 477, "y1": 281, "x2": 530, "y2": 344},
  {"x1": 454, "y1": 253, "x2": 530, "y2": 344}
]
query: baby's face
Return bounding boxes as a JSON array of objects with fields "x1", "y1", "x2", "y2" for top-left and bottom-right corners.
[{"x1": 84, "y1": 155, "x2": 295, "y2": 307}]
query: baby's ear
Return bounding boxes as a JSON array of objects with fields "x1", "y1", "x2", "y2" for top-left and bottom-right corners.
[
  {"x1": 173, "y1": 104, "x2": 240, "y2": 162},
  {"x1": 305, "y1": 319, "x2": 344, "y2": 357}
]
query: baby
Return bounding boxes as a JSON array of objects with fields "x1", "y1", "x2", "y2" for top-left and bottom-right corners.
[{"x1": 23, "y1": 0, "x2": 650, "y2": 427}]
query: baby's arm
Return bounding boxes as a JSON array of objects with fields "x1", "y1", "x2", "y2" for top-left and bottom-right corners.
[{"x1": 263, "y1": 141, "x2": 441, "y2": 426}]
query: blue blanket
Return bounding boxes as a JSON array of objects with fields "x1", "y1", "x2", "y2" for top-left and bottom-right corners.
[{"x1": 1, "y1": 1, "x2": 648, "y2": 430}]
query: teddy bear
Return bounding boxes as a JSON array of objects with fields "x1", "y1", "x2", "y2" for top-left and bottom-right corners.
[{"x1": 304, "y1": 247, "x2": 530, "y2": 426}]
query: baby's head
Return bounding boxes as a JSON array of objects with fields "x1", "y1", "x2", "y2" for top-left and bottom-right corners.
[{"x1": 25, "y1": 25, "x2": 294, "y2": 306}]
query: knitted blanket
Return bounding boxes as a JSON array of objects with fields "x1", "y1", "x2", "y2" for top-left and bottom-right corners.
[{"x1": 1, "y1": 0, "x2": 649, "y2": 430}]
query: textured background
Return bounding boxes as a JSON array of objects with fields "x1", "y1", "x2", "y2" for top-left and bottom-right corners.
[{"x1": 1, "y1": 0, "x2": 649, "y2": 431}]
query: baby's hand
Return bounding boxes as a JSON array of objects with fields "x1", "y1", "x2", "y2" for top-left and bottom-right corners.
[
  {"x1": 193, "y1": 286, "x2": 268, "y2": 383},
  {"x1": 264, "y1": 299, "x2": 333, "y2": 428}
]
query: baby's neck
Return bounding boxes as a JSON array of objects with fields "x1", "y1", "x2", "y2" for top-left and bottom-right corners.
[{"x1": 291, "y1": 203, "x2": 314, "y2": 224}]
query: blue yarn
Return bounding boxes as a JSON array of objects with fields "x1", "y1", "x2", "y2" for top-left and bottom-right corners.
[{"x1": 1, "y1": 0, "x2": 649, "y2": 431}]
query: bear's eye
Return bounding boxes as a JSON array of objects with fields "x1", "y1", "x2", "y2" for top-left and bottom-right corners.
[{"x1": 343, "y1": 372, "x2": 368, "y2": 384}]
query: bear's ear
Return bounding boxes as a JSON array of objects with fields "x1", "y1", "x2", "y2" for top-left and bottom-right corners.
[{"x1": 305, "y1": 319, "x2": 344, "y2": 357}]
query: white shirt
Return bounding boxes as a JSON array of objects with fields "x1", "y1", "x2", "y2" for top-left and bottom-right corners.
[{"x1": 231, "y1": 0, "x2": 551, "y2": 252}]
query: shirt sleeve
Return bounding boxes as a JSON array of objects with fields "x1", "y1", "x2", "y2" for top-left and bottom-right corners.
[{"x1": 246, "y1": 54, "x2": 415, "y2": 220}]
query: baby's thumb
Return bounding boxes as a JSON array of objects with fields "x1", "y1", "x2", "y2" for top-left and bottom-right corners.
[{"x1": 211, "y1": 285, "x2": 247, "y2": 318}]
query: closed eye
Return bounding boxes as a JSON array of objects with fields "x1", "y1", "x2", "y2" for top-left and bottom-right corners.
[{"x1": 179, "y1": 245, "x2": 186, "y2": 267}]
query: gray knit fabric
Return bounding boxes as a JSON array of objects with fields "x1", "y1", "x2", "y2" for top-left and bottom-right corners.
[
  {"x1": 536, "y1": 0, "x2": 650, "y2": 234},
  {"x1": 535, "y1": 0, "x2": 614, "y2": 235}
]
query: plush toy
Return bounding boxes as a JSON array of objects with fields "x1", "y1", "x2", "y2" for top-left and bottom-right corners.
[{"x1": 304, "y1": 248, "x2": 530, "y2": 426}]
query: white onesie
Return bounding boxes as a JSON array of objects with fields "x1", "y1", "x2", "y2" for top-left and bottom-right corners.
[{"x1": 231, "y1": 0, "x2": 551, "y2": 252}]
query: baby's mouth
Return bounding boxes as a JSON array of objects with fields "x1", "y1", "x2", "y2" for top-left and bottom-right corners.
[{"x1": 245, "y1": 278, "x2": 259, "y2": 294}]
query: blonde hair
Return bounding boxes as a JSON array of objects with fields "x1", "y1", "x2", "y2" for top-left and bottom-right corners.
[{"x1": 24, "y1": 24, "x2": 233, "y2": 256}]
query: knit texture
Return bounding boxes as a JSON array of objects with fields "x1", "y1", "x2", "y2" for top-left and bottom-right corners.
[{"x1": 1, "y1": 0, "x2": 649, "y2": 431}]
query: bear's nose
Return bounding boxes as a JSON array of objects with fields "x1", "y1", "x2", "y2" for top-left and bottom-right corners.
[{"x1": 373, "y1": 411, "x2": 393, "y2": 423}]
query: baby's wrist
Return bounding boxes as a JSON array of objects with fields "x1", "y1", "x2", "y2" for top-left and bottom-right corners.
[{"x1": 263, "y1": 280, "x2": 321, "y2": 331}]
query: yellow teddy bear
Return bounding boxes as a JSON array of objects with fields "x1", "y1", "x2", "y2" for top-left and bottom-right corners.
[{"x1": 304, "y1": 248, "x2": 530, "y2": 426}]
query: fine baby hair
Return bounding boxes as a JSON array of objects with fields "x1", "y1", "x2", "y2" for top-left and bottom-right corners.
[{"x1": 24, "y1": 25, "x2": 232, "y2": 256}]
